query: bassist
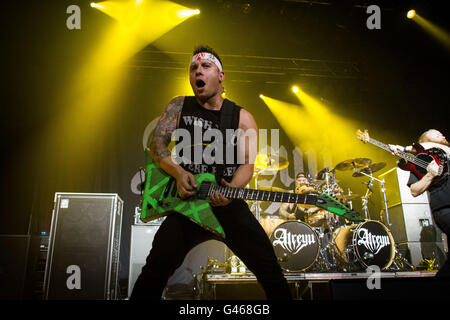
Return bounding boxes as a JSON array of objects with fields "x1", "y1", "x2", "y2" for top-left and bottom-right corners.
[{"x1": 390, "y1": 129, "x2": 450, "y2": 277}]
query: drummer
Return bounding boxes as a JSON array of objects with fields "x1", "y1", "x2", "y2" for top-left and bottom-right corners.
[{"x1": 278, "y1": 172, "x2": 320, "y2": 220}]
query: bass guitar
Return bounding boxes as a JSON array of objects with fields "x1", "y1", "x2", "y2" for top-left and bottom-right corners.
[
  {"x1": 140, "y1": 154, "x2": 363, "y2": 238},
  {"x1": 356, "y1": 129, "x2": 448, "y2": 184}
]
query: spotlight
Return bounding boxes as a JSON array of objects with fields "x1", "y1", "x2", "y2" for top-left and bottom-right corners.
[
  {"x1": 259, "y1": 94, "x2": 264, "y2": 99},
  {"x1": 407, "y1": 10, "x2": 416, "y2": 19},
  {"x1": 292, "y1": 86, "x2": 299, "y2": 93},
  {"x1": 90, "y1": 2, "x2": 105, "y2": 9},
  {"x1": 177, "y1": 9, "x2": 200, "y2": 18}
]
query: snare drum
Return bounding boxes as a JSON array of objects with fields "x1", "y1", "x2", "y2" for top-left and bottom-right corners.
[
  {"x1": 333, "y1": 220, "x2": 395, "y2": 270},
  {"x1": 270, "y1": 221, "x2": 320, "y2": 272}
]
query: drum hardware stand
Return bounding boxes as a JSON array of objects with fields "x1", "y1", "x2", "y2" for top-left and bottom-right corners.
[
  {"x1": 321, "y1": 212, "x2": 344, "y2": 272},
  {"x1": 347, "y1": 188, "x2": 353, "y2": 211},
  {"x1": 314, "y1": 228, "x2": 335, "y2": 271},
  {"x1": 356, "y1": 169, "x2": 415, "y2": 271},
  {"x1": 361, "y1": 179, "x2": 373, "y2": 220}
]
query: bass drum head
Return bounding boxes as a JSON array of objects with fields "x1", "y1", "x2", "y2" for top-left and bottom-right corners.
[
  {"x1": 270, "y1": 221, "x2": 320, "y2": 272},
  {"x1": 352, "y1": 220, "x2": 395, "y2": 270}
]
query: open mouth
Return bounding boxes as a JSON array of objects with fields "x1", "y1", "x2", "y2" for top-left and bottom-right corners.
[{"x1": 196, "y1": 80, "x2": 206, "y2": 88}]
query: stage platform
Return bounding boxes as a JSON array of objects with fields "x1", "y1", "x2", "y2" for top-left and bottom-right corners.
[{"x1": 200, "y1": 271, "x2": 448, "y2": 300}]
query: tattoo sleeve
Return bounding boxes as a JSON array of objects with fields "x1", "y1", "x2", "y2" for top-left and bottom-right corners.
[{"x1": 150, "y1": 96, "x2": 184, "y2": 164}]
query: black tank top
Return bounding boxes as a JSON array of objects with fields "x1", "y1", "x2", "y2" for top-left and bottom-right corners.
[{"x1": 176, "y1": 96, "x2": 241, "y2": 182}]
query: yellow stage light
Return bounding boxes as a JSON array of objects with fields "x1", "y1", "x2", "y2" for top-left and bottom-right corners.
[
  {"x1": 407, "y1": 10, "x2": 416, "y2": 19},
  {"x1": 292, "y1": 86, "x2": 299, "y2": 93},
  {"x1": 259, "y1": 94, "x2": 264, "y2": 99},
  {"x1": 177, "y1": 9, "x2": 200, "y2": 18},
  {"x1": 409, "y1": 11, "x2": 450, "y2": 51},
  {"x1": 90, "y1": 2, "x2": 105, "y2": 9}
]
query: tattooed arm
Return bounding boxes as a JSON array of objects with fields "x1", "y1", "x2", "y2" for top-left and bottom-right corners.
[{"x1": 150, "y1": 96, "x2": 197, "y2": 198}]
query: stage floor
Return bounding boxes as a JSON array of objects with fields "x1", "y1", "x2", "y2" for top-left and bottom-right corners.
[
  {"x1": 205, "y1": 270, "x2": 437, "y2": 283},
  {"x1": 200, "y1": 271, "x2": 440, "y2": 300}
]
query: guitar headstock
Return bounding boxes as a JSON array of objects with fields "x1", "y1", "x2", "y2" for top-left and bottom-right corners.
[{"x1": 356, "y1": 129, "x2": 370, "y2": 144}]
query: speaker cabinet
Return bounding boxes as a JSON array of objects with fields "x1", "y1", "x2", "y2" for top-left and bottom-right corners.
[
  {"x1": 44, "y1": 193, "x2": 123, "y2": 300},
  {"x1": 379, "y1": 168, "x2": 445, "y2": 266}
]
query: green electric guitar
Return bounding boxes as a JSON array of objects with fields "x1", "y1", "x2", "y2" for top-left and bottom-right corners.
[{"x1": 140, "y1": 156, "x2": 364, "y2": 239}]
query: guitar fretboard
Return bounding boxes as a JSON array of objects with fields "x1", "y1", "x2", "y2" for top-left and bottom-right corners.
[
  {"x1": 365, "y1": 137, "x2": 425, "y2": 169},
  {"x1": 208, "y1": 185, "x2": 317, "y2": 205}
]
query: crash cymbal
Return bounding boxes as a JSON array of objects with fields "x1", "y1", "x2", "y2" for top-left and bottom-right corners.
[
  {"x1": 334, "y1": 158, "x2": 372, "y2": 171},
  {"x1": 335, "y1": 194, "x2": 361, "y2": 201},
  {"x1": 352, "y1": 162, "x2": 387, "y2": 177},
  {"x1": 254, "y1": 154, "x2": 289, "y2": 172},
  {"x1": 259, "y1": 186, "x2": 290, "y2": 192}
]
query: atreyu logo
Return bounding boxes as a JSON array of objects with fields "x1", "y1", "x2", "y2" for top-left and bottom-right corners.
[
  {"x1": 272, "y1": 228, "x2": 316, "y2": 254},
  {"x1": 357, "y1": 228, "x2": 391, "y2": 255}
]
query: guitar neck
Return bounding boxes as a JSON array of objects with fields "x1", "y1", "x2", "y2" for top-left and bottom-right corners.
[
  {"x1": 208, "y1": 185, "x2": 317, "y2": 205},
  {"x1": 365, "y1": 137, "x2": 425, "y2": 169}
]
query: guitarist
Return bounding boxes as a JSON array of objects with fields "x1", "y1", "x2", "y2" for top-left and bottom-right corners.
[
  {"x1": 130, "y1": 46, "x2": 292, "y2": 299},
  {"x1": 389, "y1": 129, "x2": 450, "y2": 277}
]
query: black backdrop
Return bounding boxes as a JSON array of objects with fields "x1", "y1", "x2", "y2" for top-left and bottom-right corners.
[{"x1": 2, "y1": 0, "x2": 449, "y2": 281}]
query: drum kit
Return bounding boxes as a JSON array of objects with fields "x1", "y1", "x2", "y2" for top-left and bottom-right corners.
[{"x1": 249, "y1": 154, "x2": 414, "y2": 273}]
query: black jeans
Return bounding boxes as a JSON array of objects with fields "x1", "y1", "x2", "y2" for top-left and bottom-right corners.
[
  {"x1": 432, "y1": 206, "x2": 450, "y2": 277},
  {"x1": 130, "y1": 199, "x2": 292, "y2": 300}
]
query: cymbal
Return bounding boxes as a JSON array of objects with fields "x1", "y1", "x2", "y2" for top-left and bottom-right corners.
[
  {"x1": 259, "y1": 186, "x2": 290, "y2": 192},
  {"x1": 334, "y1": 158, "x2": 372, "y2": 171},
  {"x1": 352, "y1": 162, "x2": 386, "y2": 177},
  {"x1": 335, "y1": 194, "x2": 361, "y2": 201},
  {"x1": 254, "y1": 154, "x2": 289, "y2": 172}
]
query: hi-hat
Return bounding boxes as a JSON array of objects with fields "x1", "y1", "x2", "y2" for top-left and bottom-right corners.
[
  {"x1": 334, "y1": 158, "x2": 372, "y2": 171},
  {"x1": 352, "y1": 162, "x2": 386, "y2": 177}
]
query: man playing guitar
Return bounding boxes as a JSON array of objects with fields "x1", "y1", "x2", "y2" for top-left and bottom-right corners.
[
  {"x1": 130, "y1": 45, "x2": 292, "y2": 299},
  {"x1": 390, "y1": 129, "x2": 450, "y2": 277}
]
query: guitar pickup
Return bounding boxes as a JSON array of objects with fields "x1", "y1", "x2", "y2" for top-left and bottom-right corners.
[{"x1": 197, "y1": 182, "x2": 212, "y2": 200}]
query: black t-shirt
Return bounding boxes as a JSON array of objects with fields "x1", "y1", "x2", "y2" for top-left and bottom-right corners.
[
  {"x1": 407, "y1": 172, "x2": 450, "y2": 211},
  {"x1": 176, "y1": 96, "x2": 242, "y2": 183}
]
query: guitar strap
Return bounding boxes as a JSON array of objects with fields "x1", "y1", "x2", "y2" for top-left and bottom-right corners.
[{"x1": 216, "y1": 99, "x2": 240, "y2": 184}]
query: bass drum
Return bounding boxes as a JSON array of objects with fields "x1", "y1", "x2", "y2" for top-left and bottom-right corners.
[
  {"x1": 270, "y1": 221, "x2": 320, "y2": 272},
  {"x1": 333, "y1": 220, "x2": 395, "y2": 270}
]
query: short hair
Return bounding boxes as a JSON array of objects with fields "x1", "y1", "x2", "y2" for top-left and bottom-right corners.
[
  {"x1": 192, "y1": 45, "x2": 223, "y2": 69},
  {"x1": 296, "y1": 172, "x2": 306, "y2": 179},
  {"x1": 418, "y1": 129, "x2": 443, "y2": 143}
]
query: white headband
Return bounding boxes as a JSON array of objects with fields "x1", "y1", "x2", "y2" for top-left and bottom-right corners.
[{"x1": 191, "y1": 52, "x2": 223, "y2": 72}]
